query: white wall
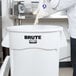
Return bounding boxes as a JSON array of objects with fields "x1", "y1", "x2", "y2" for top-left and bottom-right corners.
[{"x1": 2, "y1": 0, "x2": 14, "y2": 39}]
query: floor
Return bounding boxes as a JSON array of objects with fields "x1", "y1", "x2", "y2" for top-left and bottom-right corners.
[
  {"x1": 0, "y1": 65, "x2": 73, "y2": 76},
  {"x1": 59, "y1": 68, "x2": 73, "y2": 76}
]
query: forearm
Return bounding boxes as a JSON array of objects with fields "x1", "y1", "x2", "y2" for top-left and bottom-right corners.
[{"x1": 50, "y1": 0, "x2": 76, "y2": 11}]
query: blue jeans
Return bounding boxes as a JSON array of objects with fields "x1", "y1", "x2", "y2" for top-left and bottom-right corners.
[{"x1": 71, "y1": 38, "x2": 76, "y2": 76}]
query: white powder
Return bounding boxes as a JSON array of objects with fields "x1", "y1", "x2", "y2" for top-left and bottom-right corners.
[
  {"x1": 34, "y1": 13, "x2": 39, "y2": 25},
  {"x1": 33, "y1": 0, "x2": 47, "y2": 25}
]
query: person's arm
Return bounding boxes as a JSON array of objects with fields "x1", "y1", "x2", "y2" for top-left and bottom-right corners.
[{"x1": 50, "y1": 0, "x2": 76, "y2": 10}]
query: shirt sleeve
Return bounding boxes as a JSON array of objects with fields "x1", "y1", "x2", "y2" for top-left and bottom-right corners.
[
  {"x1": 50, "y1": 0, "x2": 60, "y2": 9},
  {"x1": 50, "y1": 0, "x2": 76, "y2": 11}
]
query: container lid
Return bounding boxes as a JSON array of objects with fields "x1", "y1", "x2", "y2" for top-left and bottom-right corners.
[{"x1": 7, "y1": 25, "x2": 63, "y2": 33}]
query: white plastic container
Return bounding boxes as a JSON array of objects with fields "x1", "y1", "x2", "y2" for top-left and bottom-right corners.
[{"x1": 2, "y1": 25, "x2": 67, "y2": 76}]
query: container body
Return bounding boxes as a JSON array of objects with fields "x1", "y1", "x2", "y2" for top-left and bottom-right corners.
[{"x1": 7, "y1": 25, "x2": 63, "y2": 76}]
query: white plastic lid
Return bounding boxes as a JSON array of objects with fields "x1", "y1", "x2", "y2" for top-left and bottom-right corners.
[{"x1": 7, "y1": 25, "x2": 63, "y2": 33}]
